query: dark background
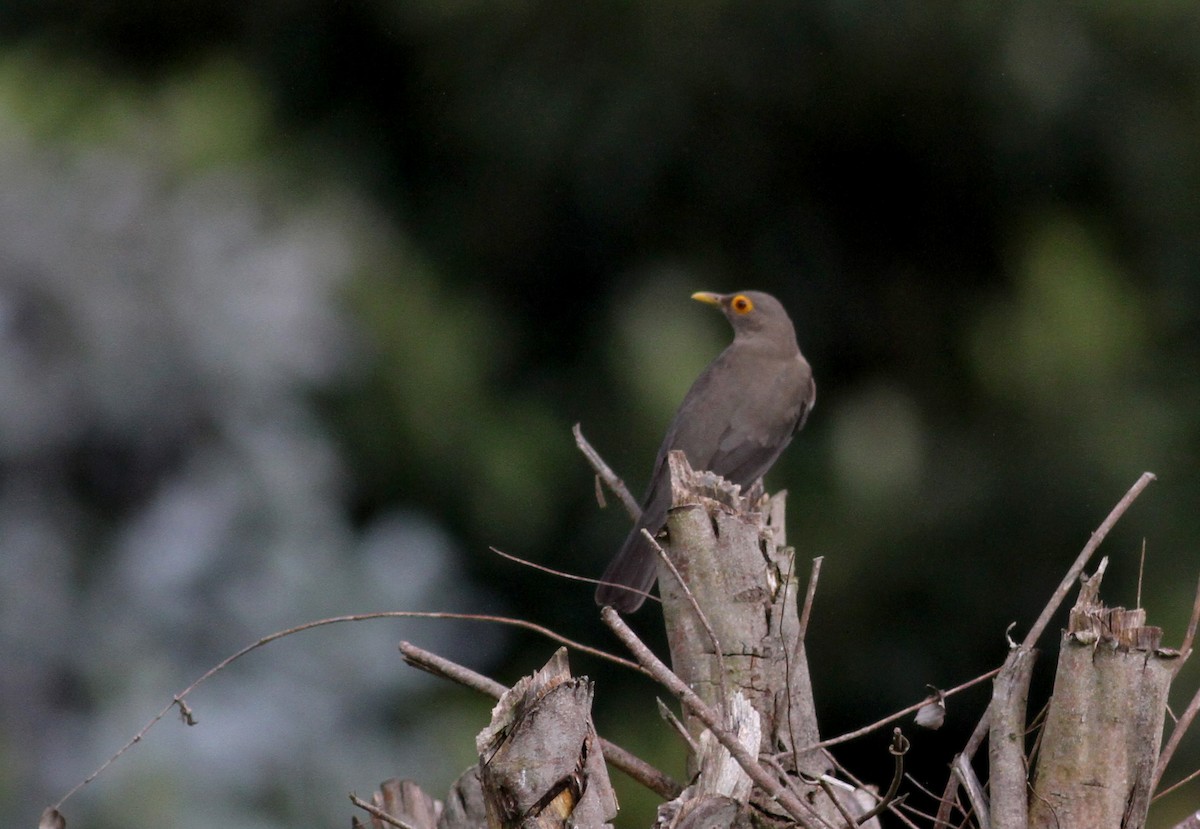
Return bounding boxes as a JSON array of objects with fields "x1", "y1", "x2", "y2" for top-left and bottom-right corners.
[{"x1": 2, "y1": 3, "x2": 1198, "y2": 827}]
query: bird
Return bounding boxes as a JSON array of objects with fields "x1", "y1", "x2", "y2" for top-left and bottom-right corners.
[{"x1": 595, "y1": 290, "x2": 815, "y2": 613}]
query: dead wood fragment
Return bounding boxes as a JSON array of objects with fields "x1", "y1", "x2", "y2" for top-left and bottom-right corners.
[
  {"x1": 477, "y1": 648, "x2": 617, "y2": 828},
  {"x1": 398, "y1": 640, "x2": 682, "y2": 800}
]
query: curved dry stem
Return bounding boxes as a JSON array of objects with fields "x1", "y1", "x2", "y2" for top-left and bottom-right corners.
[{"x1": 54, "y1": 610, "x2": 646, "y2": 810}]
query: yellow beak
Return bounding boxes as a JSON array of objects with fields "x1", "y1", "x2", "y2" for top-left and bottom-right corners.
[{"x1": 691, "y1": 292, "x2": 722, "y2": 307}]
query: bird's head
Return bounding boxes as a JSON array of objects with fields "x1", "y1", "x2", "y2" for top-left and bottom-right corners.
[{"x1": 691, "y1": 290, "x2": 796, "y2": 343}]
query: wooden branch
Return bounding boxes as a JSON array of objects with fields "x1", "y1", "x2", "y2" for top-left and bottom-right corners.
[
  {"x1": 988, "y1": 647, "x2": 1037, "y2": 829},
  {"x1": 953, "y1": 755, "x2": 990, "y2": 829},
  {"x1": 690, "y1": 692, "x2": 760, "y2": 804},
  {"x1": 350, "y1": 781, "x2": 433, "y2": 829},
  {"x1": 437, "y1": 768, "x2": 488, "y2": 829},
  {"x1": 1024, "y1": 472, "x2": 1156, "y2": 651},
  {"x1": 477, "y1": 648, "x2": 618, "y2": 826}
]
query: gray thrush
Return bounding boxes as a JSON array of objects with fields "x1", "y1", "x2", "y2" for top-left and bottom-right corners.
[{"x1": 595, "y1": 290, "x2": 815, "y2": 612}]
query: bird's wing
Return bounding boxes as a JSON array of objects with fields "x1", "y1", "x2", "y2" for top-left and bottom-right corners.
[{"x1": 711, "y1": 354, "x2": 813, "y2": 483}]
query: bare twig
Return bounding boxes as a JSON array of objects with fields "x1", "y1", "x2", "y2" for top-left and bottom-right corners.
[
  {"x1": 487, "y1": 546, "x2": 659, "y2": 604},
  {"x1": 1024, "y1": 472, "x2": 1156, "y2": 651},
  {"x1": 988, "y1": 647, "x2": 1036, "y2": 829},
  {"x1": 54, "y1": 610, "x2": 647, "y2": 810},
  {"x1": 901, "y1": 774, "x2": 954, "y2": 824},
  {"x1": 1156, "y1": 765, "x2": 1200, "y2": 802},
  {"x1": 1153, "y1": 574, "x2": 1200, "y2": 796},
  {"x1": 646, "y1": 528, "x2": 728, "y2": 706},
  {"x1": 798, "y1": 556, "x2": 823, "y2": 643},
  {"x1": 574, "y1": 423, "x2": 640, "y2": 520},
  {"x1": 1137, "y1": 538, "x2": 1147, "y2": 609},
  {"x1": 1155, "y1": 683, "x2": 1200, "y2": 798},
  {"x1": 349, "y1": 792, "x2": 416, "y2": 829},
  {"x1": 1179, "y1": 571, "x2": 1200, "y2": 660},
  {"x1": 801, "y1": 667, "x2": 1001, "y2": 752},
  {"x1": 174, "y1": 697, "x2": 196, "y2": 726},
  {"x1": 934, "y1": 471, "x2": 1156, "y2": 828},
  {"x1": 602, "y1": 606, "x2": 820, "y2": 825},
  {"x1": 780, "y1": 550, "x2": 803, "y2": 776},
  {"x1": 657, "y1": 698, "x2": 700, "y2": 756},
  {"x1": 400, "y1": 641, "x2": 507, "y2": 697}
]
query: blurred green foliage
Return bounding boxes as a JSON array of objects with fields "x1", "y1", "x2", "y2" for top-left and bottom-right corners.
[{"x1": 3, "y1": 2, "x2": 1200, "y2": 827}]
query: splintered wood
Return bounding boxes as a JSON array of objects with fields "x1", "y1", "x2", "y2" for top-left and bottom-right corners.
[
  {"x1": 655, "y1": 450, "x2": 879, "y2": 827},
  {"x1": 1029, "y1": 564, "x2": 1179, "y2": 829},
  {"x1": 477, "y1": 648, "x2": 617, "y2": 828}
]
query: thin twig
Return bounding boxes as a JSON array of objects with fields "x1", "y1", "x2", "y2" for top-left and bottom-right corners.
[
  {"x1": 573, "y1": 423, "x2": 640, "y2": 520},
  {"x1": 901, "y1": 774, "x2": 954, "y2": 824},
  {"x1": 934, "y1": 471, "x2": 1156, "y2": 828},
  {"x1": 1154, "y1": 580, "x2": 1200, "y2": 797},
  {"x1": 400, "y1": 641, "x2": 507, "y2": 696},
  {"x1": 489, "y1": 546, "x2": 660, "y2": 604},
  {"x1": 779, "y1": 550, "x2": 803, "y2": 775},
  {"x1": 1138, "y1": 538, "x2": 1147, "y2": 609},
  {"x1": 646, "y1": 528, "x2": 728, "y2": 707},
  {"x1": 54, "y1": 610, "x2": 647, "y2": 810},
  {"x1": 1179, "y1": 571, "x2": 1200, "y2": 661},
  {"x1": 657, "y1": 698, "x2": 700, "y2": 757},
  {"x1": 602, "y1": 606, "x2": 820, "y2": 825},
  {"x1": 1023, "y1": 471, "x2": 1156, "y2": 651},
  {"x1": 349, "y1": 792, "x2": 416, "y2": 829},
  {"x1": 800, "y1": 667, "x2": 1001, "y2": 752},
  {"x1": 398, "y1": 641, "x2": 683, "y2": 800},
  {"x1": 798, "y1": 556, "x2": 823, "y2": 643},
  {"x1": 1155, "y1": 674, "x2": 1200, "y2": 797},
  {"x1": 1154, "y1": 576, "x2": 1200, "y2": 796},
  {"x1": 1155, "y1": 765, "x2": 1200, "y2": 802},
  {"x1": 818, "y1": 777, "x2": 860, "y2": 828}
]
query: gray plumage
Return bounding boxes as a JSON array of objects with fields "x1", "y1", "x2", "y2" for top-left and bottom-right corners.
[{"x1": 596, "y1": 290, "x2": 815, "y2": 613}]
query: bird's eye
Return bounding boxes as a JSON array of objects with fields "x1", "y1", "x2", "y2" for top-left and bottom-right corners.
[{"x1": 731, "y1": 295, "x2": 754, "y2": 314}]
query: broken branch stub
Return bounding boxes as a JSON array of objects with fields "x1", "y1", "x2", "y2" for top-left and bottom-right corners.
[
  {"x1": 476, "y1": 648, "x2": 618, "y2": 828},
  {"x1": 1029, "y1": 566, "x2": 1180, "y2": 829},
  {"x1": 658, "y1": 451, "x2": 822, "y2": 774},
  {"x1": 655, "y1": 450, "x2": 874, "y2": 827}
]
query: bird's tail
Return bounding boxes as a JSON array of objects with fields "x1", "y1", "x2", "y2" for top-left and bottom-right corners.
[{"x1": 594, "y1": 525, "x2": 659, "y2": 613}]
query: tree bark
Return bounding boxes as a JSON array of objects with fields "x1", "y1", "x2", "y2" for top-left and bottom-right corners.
[
  {"x1": 989, "y1": 646, "x2": 1037, "y2": 829},
  {"x1": 360, "y1": 649, "x2": 616, "y2": 829},
  {"x1": 476, "y1": 648, "x2": 617, "y2": 828},
  {"x1": 1028, "y1": 567, "x2": 1179, "y2": 829}
]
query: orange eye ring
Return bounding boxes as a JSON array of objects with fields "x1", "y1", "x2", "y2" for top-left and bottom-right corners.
[{"x1": 731, "y1": 295, "x2": 754, "y2": 314}]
